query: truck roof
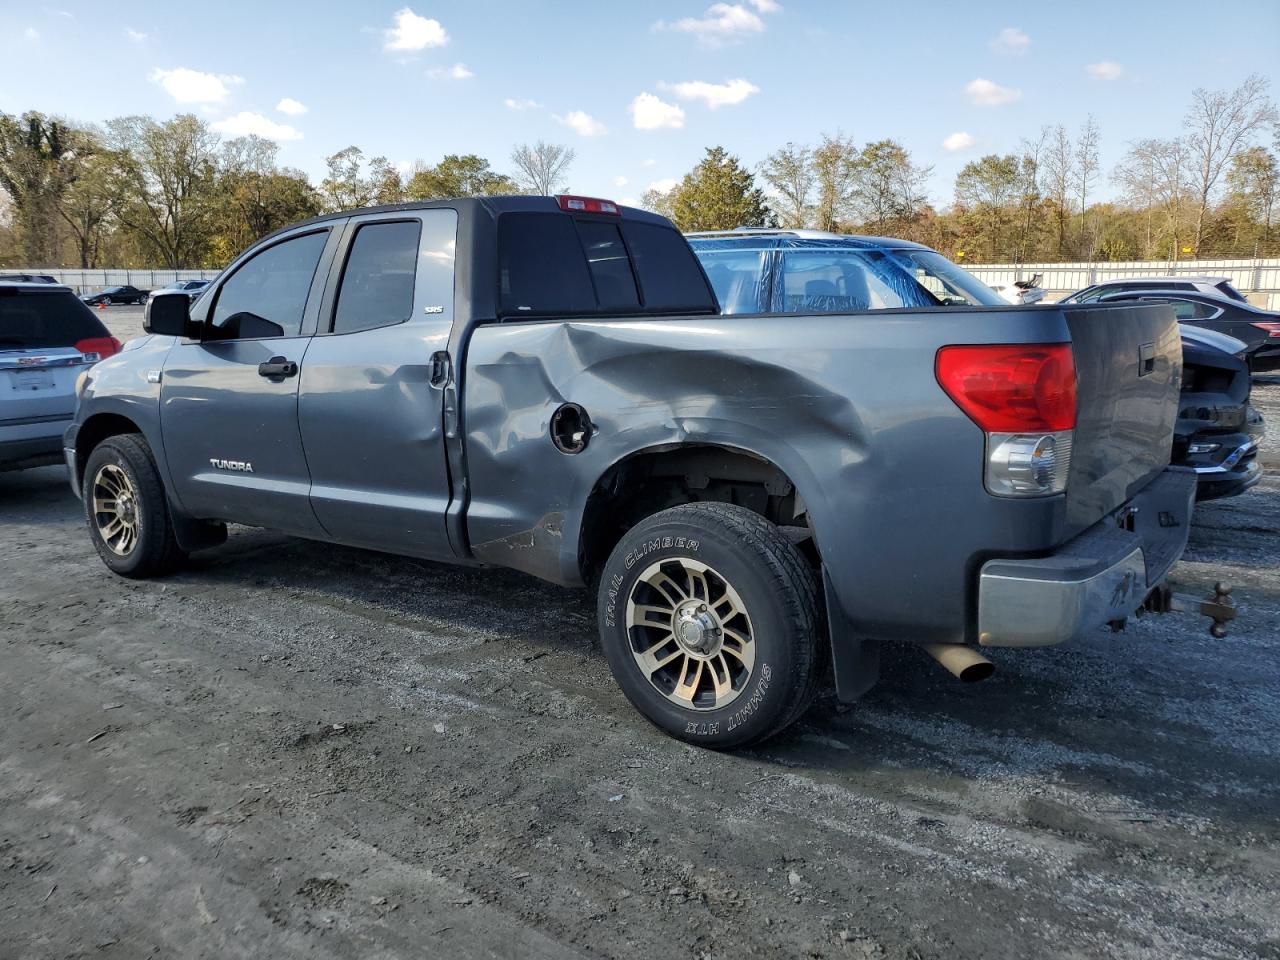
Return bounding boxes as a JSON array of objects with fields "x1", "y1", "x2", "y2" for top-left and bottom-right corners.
[
  {"x1": 257, "y1": 195, "x2": 673, "y2": 247},
  {"x1": 684, "y1": 228, "x2": 933, "y2": 251}
]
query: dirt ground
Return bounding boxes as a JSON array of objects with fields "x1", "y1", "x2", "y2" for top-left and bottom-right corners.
[{"x1": 3, "y1": 307, "x2": 1279, "y2": 960}]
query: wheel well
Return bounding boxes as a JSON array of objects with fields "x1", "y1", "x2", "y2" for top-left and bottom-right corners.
[
  {"x1": 75, "y1": 413, "x2": 142, "y2": 484},
  {"x1": 579, "y1": 444, "x2": 814, "y2": 582}
]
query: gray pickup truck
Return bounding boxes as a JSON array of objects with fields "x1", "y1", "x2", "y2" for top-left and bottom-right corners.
[{"x1": 66, "y1": 196, "x2": 1217, "y2": 747}]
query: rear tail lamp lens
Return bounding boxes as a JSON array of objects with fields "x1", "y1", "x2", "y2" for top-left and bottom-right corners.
[
  {"x1": 1249, "y1": 322, "x2": 1280, "y2": 338},
  {"x1": 937, "y1": 344, "x2": 1078, "y2": 498}
]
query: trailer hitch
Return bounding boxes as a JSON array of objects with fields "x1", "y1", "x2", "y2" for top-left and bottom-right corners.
[{"x1": 1143, "y1": 582, "x2": 1236, "y2": 638}]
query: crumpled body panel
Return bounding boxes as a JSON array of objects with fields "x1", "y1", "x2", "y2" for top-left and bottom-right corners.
[{"x1": 462, "y1": 307, "x2": 1079, "y2": 645}]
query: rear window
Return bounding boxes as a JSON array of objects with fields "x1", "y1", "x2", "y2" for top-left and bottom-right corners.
[
  {"x1": 1215, "y1": 280, "x2": 1247, "y2": 303},
  {"x1": 497, "y1": 213, "x2": 714, "y2": 319},
  {"x1": 0, "y1": 289, "x2": 110, "y2": 349},
  {"x1": 619, "y1": 221, "x2": 716, "y2": 312}
]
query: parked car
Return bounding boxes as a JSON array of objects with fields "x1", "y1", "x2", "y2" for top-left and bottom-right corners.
[
  {"x1": 1094, "y1": 289, "x2": 1280, "y2": 372},
  {"x1": 1063, "y1": 275, "x2": 1249, "y2": 304},
  {"x1": 67, "y1": 199, "x2": 1215, "y2": 748},
  {"x1": 686, "y1": 230, "x2": 1266, "y2": 501},
  {"x1": 991, "y1": 273, "x2": 1047, "y2": 305},
  {"x1": 0, "y1": 273, "x2": 59, "y2": 284},
  {"x1": 1177, "y1": 326, "x2": 1264, "y2": 500},
  {"x1": 1, "y1": 281, "x2": 121, "y2": 472},
  {"x1": 146, "y1": 279, "x2": 211, "y2": 305},
  {"x1": 81, "y1": 285, "x2": 149, "y2": 306}
]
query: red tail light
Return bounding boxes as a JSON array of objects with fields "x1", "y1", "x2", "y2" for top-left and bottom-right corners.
[
  {"x1": 936, "y1": 343, "x2": 1077, "y2": 433},
  {"x1": 76, "y1": 336, "x2": 123, "y2": 361},
  {"x1": 556, "y1": 195, "x2": 620, "y2": 215},
  {"x1": 1250, "y1": 322, "x2": 1280, "y2": 338}
]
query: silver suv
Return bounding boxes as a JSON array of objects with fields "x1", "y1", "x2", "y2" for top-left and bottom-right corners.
[
  {"x1": 1062, "y1": 275, "x2": 1248, "y2": 304},
  {"x1": 1, "y1": 281, "x2": 120, "y2": 472}
]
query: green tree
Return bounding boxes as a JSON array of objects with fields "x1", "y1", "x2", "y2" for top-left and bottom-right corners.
[
  {"x1": 0, "y1": 111, "x2": 82, "y2": 264},
  {"x1": 105, "y1": 114, "x2": 219, "y2": 268},
  {"x1": 811, "y1": 133, "x2": 859, "y2": 231},
  {"x1": 851, "y1": 139, "x2": 932, "y2": 235},
  {"x1": 212, "y1": 135, "x2": 321, "y2": 261},
  {"x1": 404, "y1": 154, "x2": 517, "y2": 199},
  {"x1": 954, "y1": 154, "x2": 1021, "y2": 260},
  {"x1": 55, "y1": 145, "x2": 120, "y2": 268},
  {"x1": 1223, "y1": 145, "x2": 1278, "y2": 253},
  {"x1": 667, "y1": 146, "x2": 774, "y2": 231}
]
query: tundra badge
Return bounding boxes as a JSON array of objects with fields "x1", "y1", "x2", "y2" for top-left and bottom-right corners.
[{"x1": 210, "y1": 458, "x2": 254, "y2": 472}]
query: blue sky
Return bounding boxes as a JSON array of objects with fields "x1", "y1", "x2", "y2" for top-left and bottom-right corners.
[{"x1": 4, "y1": 0, "x2": 1278, "y2": 206}]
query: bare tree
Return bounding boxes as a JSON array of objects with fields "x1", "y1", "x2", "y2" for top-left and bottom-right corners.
[
  {"x1": 1042, "y1": 124, "x2": 1073, "y2": 257},
  {"x1": 510, "y1": 141, "x2": 575, "y2": 196},
  {"x1": 1014, "y1": 127, "x2": 1049, "y2": 262},
  {"x1": 1074, "y1": 116, "x2": 1101, "y2": 259},
  {"x1": 1184, "y1": 73, "x2": 1278, "y2": 253},
  {"x1": 759, "y1": 142, "x2": 813, "y2": 228},
  {"x1": 851, "y1": 139, "x2": 932, "y2": 234},
  {"x1": 1113, "y1": 137, "x2": 1191, "y2": 260}
]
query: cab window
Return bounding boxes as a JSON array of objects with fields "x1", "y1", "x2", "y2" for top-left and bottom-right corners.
[
  {"x1": 208, "y1": 230, "x2": 328, "y2": 340},
  {"x1": 332, "y1": 220, "x2": 422, "y2": 334}
]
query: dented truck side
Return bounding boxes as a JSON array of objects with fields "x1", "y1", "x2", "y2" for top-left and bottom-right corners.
[{"x1": 66, "y1": 197, "x2": 1207, "y2": 747}]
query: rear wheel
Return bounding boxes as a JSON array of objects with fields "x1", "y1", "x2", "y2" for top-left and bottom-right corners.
[
  {"x1": 83, "y1": 434, "x2": 186, "y2": 578},
  {"x1": 101, "y1": 296, "x2": 112, "y2": 306},
  {"x1": 597, "y1": 502, "x2": 822, "y2": 749}
]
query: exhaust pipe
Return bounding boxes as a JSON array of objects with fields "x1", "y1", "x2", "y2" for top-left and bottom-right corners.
[{"x1": 924, "y1": 643, "x2": 994, "y2": 683}]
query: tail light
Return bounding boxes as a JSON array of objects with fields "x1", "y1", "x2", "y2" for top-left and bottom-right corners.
[
  {"x1": 556, "y1": 195, "x2": 620, "y2": 215},
  {"x1": 1250, "y1": 322, "x2": 1280, "y2": 338},
  {"x1": 936, "y1": 343, "x2": 1077, "y2": 498},
  {"x1": 76, "y1": 336, "x2": 123, "y2": 362}
]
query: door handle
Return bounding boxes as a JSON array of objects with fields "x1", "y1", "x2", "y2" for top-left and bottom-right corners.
[{"x1": 258, "y1": 356, "x2": 298, "y2": 379}]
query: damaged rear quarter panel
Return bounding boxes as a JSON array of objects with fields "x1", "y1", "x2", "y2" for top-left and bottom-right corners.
[{"x1": 462, "y1": 307, "x2": 1073, "y2": 643}]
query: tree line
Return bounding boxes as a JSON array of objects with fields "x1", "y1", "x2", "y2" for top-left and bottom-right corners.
[{"x1": 1, "y1": 75, "x2": 1275, "y2": 269}]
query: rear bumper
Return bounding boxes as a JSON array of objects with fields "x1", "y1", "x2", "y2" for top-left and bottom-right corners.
[
  {"x1": 977, "y1": 468, "x2": 1196, "y2": 647},
  {"x1": 1250, "y1": 344, "x2": 1280, "y2": 372},
  {"x1": 0, "y1": 435, "x2": 64, "y2": 472}
]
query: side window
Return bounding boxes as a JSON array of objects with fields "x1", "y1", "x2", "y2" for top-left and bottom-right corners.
[
  {"x1": 696, "y1": 249, "x2": 768, "y2": 314},
  {"x1": 774, "y1": 251, "x2": 928, "y2": 313},
  {"x1": 209, "y1": 230, "x2": 328, "y2": 340},
  {"x1": 498, "y1": 213, "x2": 596, "y2": 318},
  {"x1": 332, "y1": 220, "x2": 423, "y2": 334},
  {"x1": 575, "y1": 221, "x2": 639, "y2": 310}
]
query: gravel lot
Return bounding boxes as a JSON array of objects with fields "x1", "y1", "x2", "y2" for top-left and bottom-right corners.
[{"x1": 3, "y1": 306, "x2": 1279, "y2": 959}]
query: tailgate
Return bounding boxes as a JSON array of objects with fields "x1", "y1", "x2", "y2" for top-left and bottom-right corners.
[
  {"x1": 1061, "y1": 303, "x2": 1182, "y2": 537},
  {"x1": 0, "y1": 348, "x2": 83, "y2": 441}
]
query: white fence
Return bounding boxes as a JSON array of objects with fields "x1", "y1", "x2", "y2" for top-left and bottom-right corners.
[
  {"x1": 963, "y1": 258, "x2": 1280, "y2": 297},
  {"x1": 4, "y1": 268, "x2": 221, "y2": 294}
]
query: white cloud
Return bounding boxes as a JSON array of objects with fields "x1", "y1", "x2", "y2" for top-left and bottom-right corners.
[
  {"x1": 618, "y1": 196, "x2": 638, "y2": 207},
  {"x1": 428, "y1": 63, "x2": 473, "y2": 79},
  {"x1": 990, "y1": 27, "x2": 1029, "y2": 54},
  {"x1": 614, "y1": 176, "x2": 629, "y2": 187},
  {"x1": 395, "y1": 159, "x2": 414, "y2": 175},
  {"x1": 964, "y1": 77, "x2": 1021, "y2": 107},
  {"x1": 124, "y1": 27, "x2": 147, "y2": 42},
  {"x1": 23, "y1": 27, "x2": 38, "y2": 40},
  {"x1": 630, "y1": 92, "x2": 685, "y2": 130},
  {"x1": 654, "y1": 1, "x2": 778, "y2": 47},
  {"x1": 555, "y1": 110, "x2": 607, "y2": 137},
  {"x1": 212, "y1": 111, "x2": 303, "y2": 141},
  {"x1": 149, "y1": 67, "x2": 245, "y2": 104},
  {"x1": 1086, "y1": 60, "x2": 1124, "y2": 81},
  {"x1": 648, "y1": 178, "x2": 679, "y2": 194},
  {"x1": 942, "y1": 131, "x2": 976, "y2": 152},
  {"x1": 665, "y1": 77, "x2": 760, "y2": 109},
  {"x1": 643, "y1": 158, "x2": 656, "y2": 167},
  {"x1": 275, "y1": 97, "x2": 307, "y2": 115},
  {"x1": 504, "y1": 98, "x2": 539, "y2": 110},
  {"x1": 383, "y1": 7, "x2": 448, "y2": 51}
]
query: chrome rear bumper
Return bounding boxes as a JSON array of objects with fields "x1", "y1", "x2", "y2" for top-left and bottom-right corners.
[{"x1": 977, "y1": 468, "x2": 1197, "y2": 647}]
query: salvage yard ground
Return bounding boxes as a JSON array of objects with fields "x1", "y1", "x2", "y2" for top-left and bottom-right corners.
[{"x1": 3, "y1": 306, "x2": 1279, "y2": 959}]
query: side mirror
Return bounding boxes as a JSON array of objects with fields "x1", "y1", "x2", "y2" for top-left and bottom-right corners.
[{"x1": 144, "y1": 291, "x2": 199, "y2": 338}]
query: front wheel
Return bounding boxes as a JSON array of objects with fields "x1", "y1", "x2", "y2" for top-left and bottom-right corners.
[
  {"x1": 597, "y1": 502, "x2": 822, "y2": 749},
  {"x1": 83, "y1": 434, "x2": 186, "y2": 578}
]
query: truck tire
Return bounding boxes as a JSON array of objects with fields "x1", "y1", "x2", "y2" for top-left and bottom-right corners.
[
  {"x1": 597, "y1": 502, "x2": 822, "y2": 749},
  {"x1": 83, "y1": 434, "x2": 186, "y2": 578}
]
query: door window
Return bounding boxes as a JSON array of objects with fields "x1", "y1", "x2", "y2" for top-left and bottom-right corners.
[
  {"x1": 333, "y1": 220, "x2": 423, "y2": 334},
  {"x1": 697, "y1": 249, "x2": 769, "y2": 314},
  {"x1": 208, "y1": 230, "x2": 328, "y2": 340}
]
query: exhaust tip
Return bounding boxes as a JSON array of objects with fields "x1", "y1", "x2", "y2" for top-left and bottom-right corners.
[{"x1": 924, "y1": 643, "x2": 995, "y2": 683}]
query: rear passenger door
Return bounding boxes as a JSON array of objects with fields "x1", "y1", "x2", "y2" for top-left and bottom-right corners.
[{"x1": 297, "y1": 209, "x2": 459, "y2": 559}]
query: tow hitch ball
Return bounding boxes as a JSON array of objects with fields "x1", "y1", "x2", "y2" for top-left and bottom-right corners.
[{"x1": 1141, "y1": 582, "x2": 1237, "y2": 638}]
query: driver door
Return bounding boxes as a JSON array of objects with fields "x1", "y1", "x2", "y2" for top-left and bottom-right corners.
[{"x1": 160, "y1": 224, "x2": 343, "y2": 535}]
